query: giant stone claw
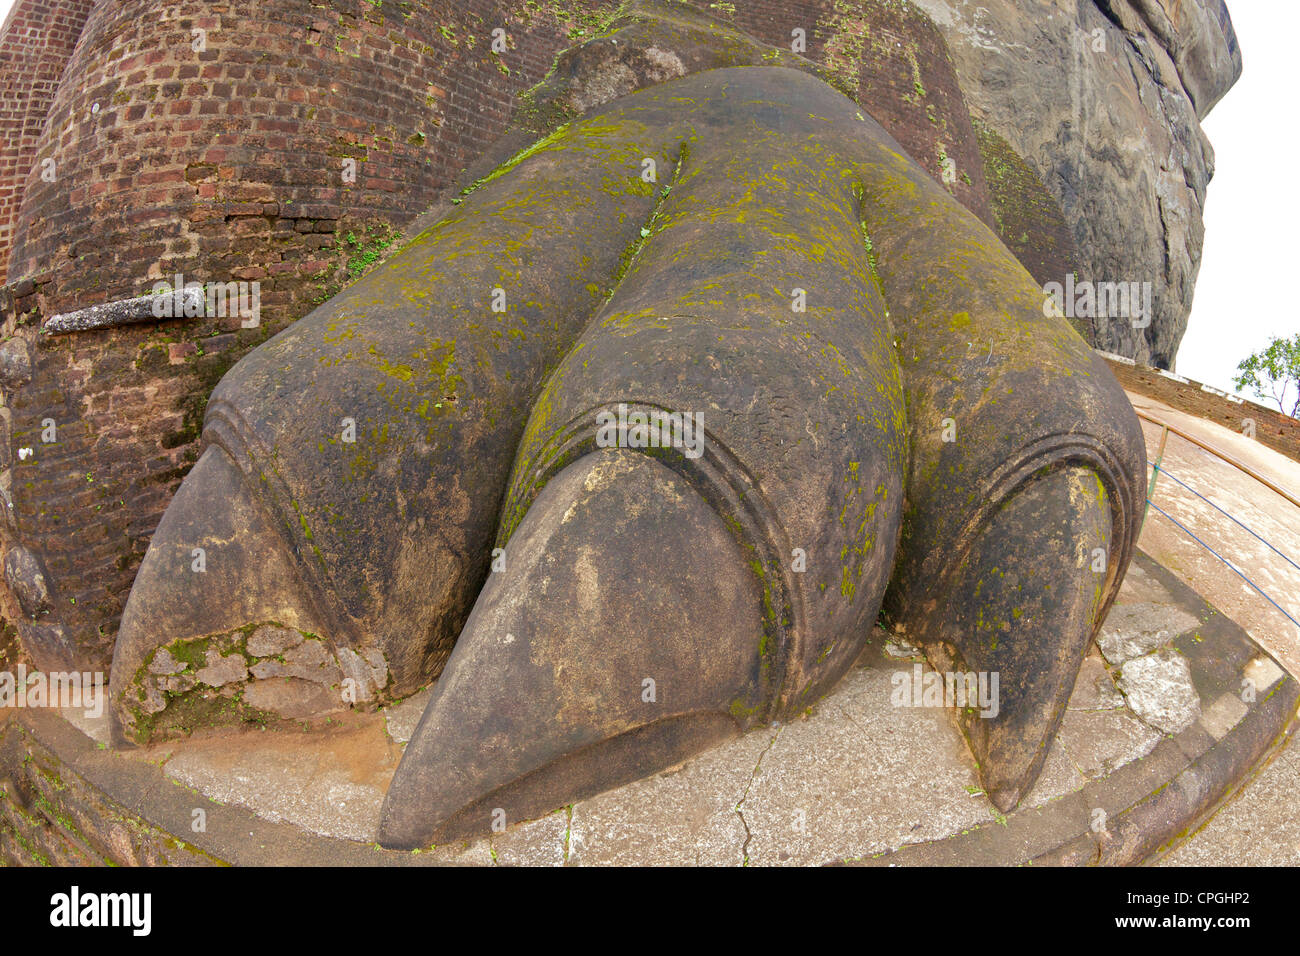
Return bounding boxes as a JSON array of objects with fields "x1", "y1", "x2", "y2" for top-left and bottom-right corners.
[{"x1": 109, "y1": 59, "x2": 1144, "y2": 847}]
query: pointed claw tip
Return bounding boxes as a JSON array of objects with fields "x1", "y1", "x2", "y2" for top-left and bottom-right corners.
[{"x1": 986, "y1": 781, "x2": 1026, "y2": 815}]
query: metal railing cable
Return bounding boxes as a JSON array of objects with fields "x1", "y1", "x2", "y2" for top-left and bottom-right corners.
[
  {"x1": 1132, "y1": 406, "x2": 1300, "y2": 633},
  {"x1": 1134, "y1": 409, "x2": 1300, "y2": 510},
  {"x1": 1144, "y1": 498, "x2": 1300, "y2": 631},
  {"x1": 1150, "y1": 461, "x2": 1300, "y2": 575}
]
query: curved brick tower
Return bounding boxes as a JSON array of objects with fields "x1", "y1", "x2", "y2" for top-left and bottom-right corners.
[{"x1": 0, "y1": 0, "x2": 95, "y2": 283}]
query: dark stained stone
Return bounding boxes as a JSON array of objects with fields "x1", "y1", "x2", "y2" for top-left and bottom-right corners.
[
  {"x1": 0, "y1": 338, "x2": 31, "y2": 389},
  {"x1": 4, "y1": 546, "x2": 51, "y2": 617}
]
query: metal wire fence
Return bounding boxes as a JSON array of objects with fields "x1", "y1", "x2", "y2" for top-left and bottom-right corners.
[{"x1": 1138, "y1": 409, "x2": 1300, "y2": 633}]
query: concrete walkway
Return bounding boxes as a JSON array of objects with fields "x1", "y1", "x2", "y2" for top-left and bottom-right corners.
[
  {"x1": 1129, "y1": 392, "x2": 1300, "y2": 674},
  {"x1": 1123, "y1": 391, "x2": 1300, "y2": 867}
]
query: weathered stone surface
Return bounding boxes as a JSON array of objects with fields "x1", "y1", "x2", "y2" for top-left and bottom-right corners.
[
  {"x1": 160, "y1": 723, "x2": 392, "y2": 842},
  {"x1": 1160, "y1": 724, "x2": 1300, "y2": 867},
  {"x1": 361, "y1": 649, "x2": 388, "y2": 689},
  {"x1": 491, "y1": 808, "x2": 570, "y2": 867},
  {"x1": 0, "y1": 338, "x2": 32, "y2": 388},
  {"x1": 1111, "y1": 556, "x2": 1181, "y2": 605},
  {"x1": 1198, "y1": 692, "x2": 1248, "y2": 741},
  {"x1": 1069, "y1": 654, "x2": 1128, "y2": 711},
  {"x1": 566, "y1": 730, "x2": 770, "y2": 866},
  {"x1": 147, "y1": 648, "x2": 183, "y2": 676},
  {"x1": 248, "y1": 638, "x2": 340, "y2": 687},
  {"x1": 337, "y1": 649, "x2": 376, "y2": 703},
  {"x1": 1101, "y1": 0, "x2": 1242, "y2": 114},
  {"x1": 883, "y1": 637, "x2": 921, "y2": 660},
  {"x1": 245, "y1": 625, "x2": 302, "y2": 658},
  {"x1": 382, "y1": 687, "x2": 434, "y2": 745},
  {"x1": 741, "y1": 667, "x2": 994, "y2": 865},
  {"x1": 1097, "y1": 602, "x2": 1201, "y2": 664},
  {"x1": 109, "y1": 448, "x2": 328, "y2": 744},
  {"x1": 139, "y1": 680, "x2": 167, "y2": 716},
  {"x1": 1055, "y1": 707, "x2": 1163, "y2": 779},
  {"x1": 4, "y1": 546, "x2": 51, "y2": 617},
  {"x1": 0, "y1": 484, "x2": 15, "y2": 532},
  {"x1": 1119, "y1": 648, "x2": 1202, "y2": 734},
  {"x1": 195, "y1": 651, "x2": 248, "y2": 688},
  {"x1": 160, "y1": 673, "x2": 195, "y2": 694},
  {"x1": 1243, "y1": 655, "x2": 1285, "y2": 697},
  {"x1": 911, "y1": 0, "x2": 1239, "y2": 367},
  {"x1": 337, "y1": 647, "x2": 389, "y2": 704},
  {"x1": 241, "y1": 678, "x2": 338, "y2": 720},
  {"x1": 15, "y1": 620, "x2": 76, "y2": 673},
  {"x1": 1021, "y1": 741, "x2": 1088, "y2": 810}
]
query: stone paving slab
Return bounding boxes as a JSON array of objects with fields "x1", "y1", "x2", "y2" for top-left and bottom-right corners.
[
  {"x1": 855, "y1": 553, "x2": 1298, "y2": 866},
  {"x1": 1157, "y1": 723, "x2": 1300, "y2": 866}
]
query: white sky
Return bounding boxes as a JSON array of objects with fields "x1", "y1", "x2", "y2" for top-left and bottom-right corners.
[
  {"x1": 1178, "y1": 1, "x2": 1298, "y2": 400},
  {"x1": 0, "y1": 0, "x2": 1288, "y2": 402}
]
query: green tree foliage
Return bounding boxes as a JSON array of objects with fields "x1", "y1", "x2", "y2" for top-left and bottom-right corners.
[{"x1": 1232, "y1": 333, "x2": 1300, "y2": 418}]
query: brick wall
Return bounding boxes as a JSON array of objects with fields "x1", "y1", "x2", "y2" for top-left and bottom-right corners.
[
  {"x1": 0, "y1": 0, "x2": 95, "y2": 284},
  {"x1": 7, "y1": 0, "x2": 613, "y2": 313},
  {"x1": 1103, "y1": 354, "x2": 1300, "y2": 465}
]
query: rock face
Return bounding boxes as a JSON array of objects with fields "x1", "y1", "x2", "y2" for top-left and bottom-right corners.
[{"x1": 910, "y1": 0, "x2": 1240, "y2": 369}]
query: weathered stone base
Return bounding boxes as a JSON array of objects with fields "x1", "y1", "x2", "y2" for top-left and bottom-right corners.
[{"x1": 1, "y1": 552, "x2": 1293, "y2": 867}]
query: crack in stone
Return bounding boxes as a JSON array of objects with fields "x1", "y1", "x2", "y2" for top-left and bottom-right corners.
[
  {"x1": 835, "y1": 699, "x2": 867, "y2": 735},
  {"x1": 600, "y1": 138, "x2": 691, "y2": 308},
  {"x1": 735, "y1": 725, "x2": 782, "y2": 866}
]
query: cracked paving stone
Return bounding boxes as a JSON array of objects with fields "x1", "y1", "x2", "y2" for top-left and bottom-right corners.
[
  {"x1": 491, "y1": 806, "x2": 570, "y2": 866},
  {"x1": 1055, "y1": 707, "x2": 1163, "y2": 780},
  {"x1": 1097, "y1": 602, "x2": 1200, "y2": 665},
  {"x1": 1020, "y1": 739, "x2": 1087, "y2": 809},
  {"x1": 565, "y1": 728, "x2": 774, "y2": 866},
  {"x1": 741, "y1": 664, "x2": 993, "y2": 866},
  {"x1": 1118, "y1": 647, "x2": 1202, "y2": 734},
  {"x1": 1069, "y1": 652, "x2": 1126, "y2": 711}
]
